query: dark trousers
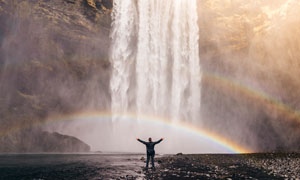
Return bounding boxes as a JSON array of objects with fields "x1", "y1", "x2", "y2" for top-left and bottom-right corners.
[{"x1": 146, "y1": 153, "x2": 155, "y2": 168}]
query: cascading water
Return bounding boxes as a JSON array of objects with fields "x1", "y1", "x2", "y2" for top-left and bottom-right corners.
[
  {"x1": 110, "y1": 0, "x2": 137, "y2": 118},
  {"x1": 110, "y1": 0, "x2": 201, "y2": 123}
]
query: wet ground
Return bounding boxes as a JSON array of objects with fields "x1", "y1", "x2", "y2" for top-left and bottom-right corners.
[
  {"x1": 0, "y1": 153, "x2": 299, "y2": 180},
  {"x1": 147, "y1": 153, "x2": 300, "y2": 180},
  {"x1": 0, "y1": 154, "x2": 145, "y2": 180}
]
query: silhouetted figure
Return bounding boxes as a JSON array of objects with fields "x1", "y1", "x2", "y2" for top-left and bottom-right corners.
[{"x1": 137, "y1": 137, "x2": 164, "y2": 169}]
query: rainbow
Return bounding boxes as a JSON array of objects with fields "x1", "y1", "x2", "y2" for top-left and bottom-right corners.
[
  {"x1": 5, "y1": 69, "x2": 298, "y2": 154},
  {"x1": 41, "y1": 111, "x2": 251, "y2": 153},
  {"x1": 203, "y1": 71, "x2": 300, "y2": 123},
  {"x1": 0, "y1": 111, "x2": 251, "y2": 153},
  {"x1": 3, "y1": 71, "x2": 299, "y2": 154}
]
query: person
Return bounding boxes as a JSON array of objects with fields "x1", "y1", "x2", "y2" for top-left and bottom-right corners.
[{"x1": 136, "y1": 137, "x2": 164, "y2": 169}]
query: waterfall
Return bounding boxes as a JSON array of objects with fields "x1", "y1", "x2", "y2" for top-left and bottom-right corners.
[
  {"x1": 110, "y1": 0, "x2": 137, "y2": 118},
  {"x1": 110, "y1": 0, "x2": 201, "y2": 123}
]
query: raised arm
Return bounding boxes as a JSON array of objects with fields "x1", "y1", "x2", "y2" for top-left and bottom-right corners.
[
  {"x1": 154, "y1": 138, "x2": 164, "y2": 145},
  {"x1": 136, "y1": 138, "x2": 147, "y2": 145}
]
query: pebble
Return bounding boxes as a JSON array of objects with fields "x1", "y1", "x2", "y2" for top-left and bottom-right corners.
[{"x1": 149, "y1": 154, "x2": 300, "y2": 179}]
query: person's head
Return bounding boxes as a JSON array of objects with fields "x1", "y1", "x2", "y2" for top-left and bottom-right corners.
[{"x1": 148, "y1": 137, "x2": 152, "y2": 142}]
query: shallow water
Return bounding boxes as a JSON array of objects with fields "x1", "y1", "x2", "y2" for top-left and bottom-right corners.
[{"x1": 0, "y1": 154, "x2": 147, "y2": 180}]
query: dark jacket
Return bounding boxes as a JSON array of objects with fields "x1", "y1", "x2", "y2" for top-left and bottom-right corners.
[{"x1": 138, "y1": 139, "x2": 163, "y2": 155}]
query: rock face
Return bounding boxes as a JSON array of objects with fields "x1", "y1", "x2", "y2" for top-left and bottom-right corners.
[
  {"x1": 0, "y1": 0, "x2": 111, "y2": 152},
  {"x1": 0, "y1": 131, "x2": 90, "y2": 152},
  {"x1": 199, "y1": 0, "x2": 300, "y2": 152},
  {"x1": 1, "y1": 0, "x2": 300, "y2": 153},
  {"x1": 38, "y1": 131, "x2": 91, "y2": 152},
  {"x1": 86, "y1": 0, "x2": 113, "y2": 10}
]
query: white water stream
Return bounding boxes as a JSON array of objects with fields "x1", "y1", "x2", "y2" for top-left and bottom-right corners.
[{"x1": 110, "y1": 0, "x2": 201, "y2": 123}]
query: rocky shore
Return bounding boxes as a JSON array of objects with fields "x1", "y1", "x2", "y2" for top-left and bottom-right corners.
[
  {"x1": 0, "y1": 153, "x2": 299, "y2": 179},
  {"x1": 143, "y1": 153, "x2": 300, "y2": 180}
]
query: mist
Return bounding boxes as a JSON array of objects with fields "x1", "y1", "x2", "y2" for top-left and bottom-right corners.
[
  {"x1": 1, "y1": 0, "x2": 300, "y2": 153},
  {"x1": 0, "y1": 0, "x2": 112, "y2": 152},
  {"x1": 198, "y1": 0, "x2": 300, "y2": 151}
]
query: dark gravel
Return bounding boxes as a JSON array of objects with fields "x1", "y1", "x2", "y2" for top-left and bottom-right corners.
[
  {"x1": 144, "y1": 153, "x2": 300, "y2": 180},
  {"x1": 1, "y1": 153, "x2": 299, "y2": 179}
]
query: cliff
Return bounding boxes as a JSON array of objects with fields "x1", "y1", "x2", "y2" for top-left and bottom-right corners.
[
  {"x1": 0, "y1": 0, "x2": 112, "y2": 152},
  {"x1": 1, "y1": 0, "x2": 300, "y2": 152},
  {"x1": 0, "y1": 130, "x2": 90, "y2": 152}
]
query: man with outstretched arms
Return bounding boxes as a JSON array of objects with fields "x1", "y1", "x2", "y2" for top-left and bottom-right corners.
[{"x1": 137, "y1": 137, "x2": 164, "y2": 169}]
